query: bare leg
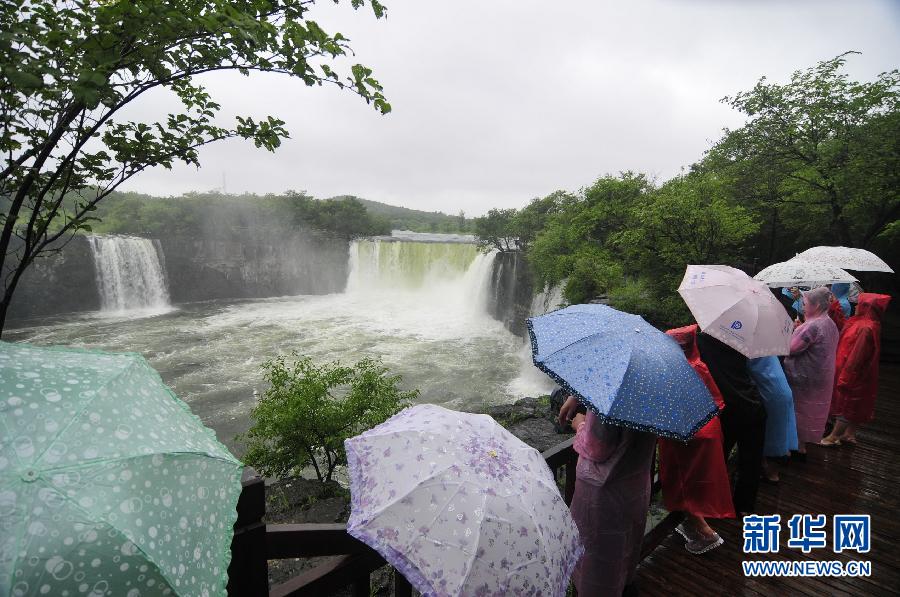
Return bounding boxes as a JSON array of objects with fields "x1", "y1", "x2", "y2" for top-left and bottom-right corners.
[
  {"x1": 823, "y1": 419, "x2": 848, "y2": 443},
  {"x1": 840, "y1": 422, "x2": 859, "y2": 443}
]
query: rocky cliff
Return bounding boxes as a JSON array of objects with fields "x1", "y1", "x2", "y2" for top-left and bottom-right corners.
[
  {"x1": 7, "y1": 229, "x2": 351, "y2": 322},
  {"x1": 488, "y1": 251, "x2": 535, "y2": 337}
]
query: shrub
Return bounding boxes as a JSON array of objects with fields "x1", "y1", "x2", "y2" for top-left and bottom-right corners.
[{"x1": 241, "y1": 354, "x2": 417, "y2": 482}]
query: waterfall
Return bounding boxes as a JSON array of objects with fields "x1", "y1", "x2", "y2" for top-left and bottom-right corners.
[
  {"x1": 529, "y1": 283, "x2": 565, "y2": 317},
  {"x1": 86, "y1": 235, "x2": 171, "y2": 314},
  {"x1": 507, "y1": 282, "x2": 566, "y2": 397},
  {"x1": 345, "y1": 236, "x2": 499, "y2": 330}
]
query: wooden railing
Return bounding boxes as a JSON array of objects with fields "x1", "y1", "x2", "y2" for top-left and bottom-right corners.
[{"x1": 227, "y1": 437, "x2": 681, "y2": 596}]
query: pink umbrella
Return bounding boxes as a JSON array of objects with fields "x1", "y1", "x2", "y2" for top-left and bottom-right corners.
[{"x1": 678, "y1": 265, "x2": 794, "y2": 358}]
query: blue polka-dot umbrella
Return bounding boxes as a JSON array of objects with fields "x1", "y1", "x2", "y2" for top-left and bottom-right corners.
[
  {"x1": 0, "y1": 342, "x2": 243, "y2": 596},
  {"x1": 527, "y1": 304, "x2": 718, "y2": 440}
]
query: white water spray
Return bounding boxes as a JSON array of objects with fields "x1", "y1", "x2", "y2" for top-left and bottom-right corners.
[
  {"x1": 507, "y1": 283, "x2": 567, "y2": 397},
  {"x1": 86, "y1": 234, "x2": 171, "y2": 314}
]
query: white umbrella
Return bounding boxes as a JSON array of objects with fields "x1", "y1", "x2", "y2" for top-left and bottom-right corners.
[
  {"x1": 345, "y1": 404, "x2": 583, "y2": 597},
  {"x1": 753, "y1": 259, "x2": 858, "y2": 288},
  {"x1": 793, "y1": 246, "x2": 894, "y2": 273},
  {"x1": 678, "y1": 265, "x2": 794, "y2": 358}
]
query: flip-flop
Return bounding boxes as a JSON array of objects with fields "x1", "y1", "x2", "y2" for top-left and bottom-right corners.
[
  {"x1": 840, "y1": 436, "x2": 858, "y2": 445},
  {"x1": 818, "y1": 438, "x2": 841, "y2": 447}
]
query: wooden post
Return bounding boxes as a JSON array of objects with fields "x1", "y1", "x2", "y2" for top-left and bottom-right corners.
[{"x1": 228, "y1": 468, "x2": 269, "y2": 596}]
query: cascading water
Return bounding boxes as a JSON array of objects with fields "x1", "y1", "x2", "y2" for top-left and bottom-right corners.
[
  {"x1": 345, "y1": 236, "x2": 497, "y2": 334},
  {"x1": 12, "y1": 231, "x2": 556, "y2": 448},
  {"x1": 86, "y1": 234, "x2": 171, "y2": 314},
  {"x1": 507, "y1": 283, "x2": 567, "y2": 396}
]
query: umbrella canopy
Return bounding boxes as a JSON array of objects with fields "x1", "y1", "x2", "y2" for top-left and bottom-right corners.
[
  {"x1": 0, "y1": 342, "x2": 243, "y2": 596},
  {"x1": 753, "y1": 259, "x2": 858, "y2": 288},
  {"x1": 527, "y1": 304, "x2": 718, "y2": 441},
  {"x1": 678, "y1": 265, "x2": 794, "y2": 358},
  {"x1": 345, "y1": 404, "x2": 583, "y2": 597},
  {"x1": 793, "y1": 246, "x2": 894, "y2": 273}
]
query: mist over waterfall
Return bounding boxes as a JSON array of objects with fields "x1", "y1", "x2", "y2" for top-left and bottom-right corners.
[{"x1": 86, "y1": 235, "x2": 171, "y2": 313}]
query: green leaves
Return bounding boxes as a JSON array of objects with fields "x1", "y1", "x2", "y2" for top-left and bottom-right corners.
[
  {"x1": 240, "y1": 354, "x2": 416, "y2": 482},
  {"x1": 1, "y1": 0, "x2": 392, "y2": 332},
  {"x1": 712, "y1": 52, "x2": 899, "y2": 250}
]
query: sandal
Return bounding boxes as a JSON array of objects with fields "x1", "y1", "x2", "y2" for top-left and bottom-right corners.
[
  {"x1": 840, "y1": 436, "x2": 858, "y2": 445},
  {"x1": 819, "y1": 437, "x2": 842, "y2": 447}
]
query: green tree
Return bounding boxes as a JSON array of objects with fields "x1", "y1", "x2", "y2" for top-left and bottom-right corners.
[
  {"x1": 473, "y1": 208, "x2": 519, "y2": 252},
  {"x1": 513, "y1": 190, "x2": 574, "y2": 251},
  {"x1": 303, "y1": 197, "x2": 392, "y2": 238},
  {"x1": 0, "y1": 0, "x2": 391, "y2": 334},
  {"x1": 611, "y1": 172, "x2": 760, "y2": 323},
  {"x1": 241, "y1": 355, "x2": 417, "y2": 482},
  {"x1": 705, "y1": 52, "x2": 899, "y2": 254},
  {"x1": 527, "y1": 173, "x2": 649, "y2": 303}
]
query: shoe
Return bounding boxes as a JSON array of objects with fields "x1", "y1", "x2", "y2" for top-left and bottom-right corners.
[
  {"x1": 685, "y1": 533, "x2": 724, "y2": 554},
  {"x1": 675, "y1": 523, "x2": 698, "y2": 542},
  {"x1": 840, "y1": 436, "x2": 858, "y2": 445},
  {"x1": 819, "y1": 437, "x2": 841, "y2": 447}
]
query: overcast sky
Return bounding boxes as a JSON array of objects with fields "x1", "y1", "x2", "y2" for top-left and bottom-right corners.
[{"x1": 120, "y1": 0, "x2": 900, "y2": 216}]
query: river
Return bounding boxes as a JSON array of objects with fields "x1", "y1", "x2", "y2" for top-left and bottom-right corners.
[{"x1": 6, "y1": 232, "x2": 557, "y2": 452}]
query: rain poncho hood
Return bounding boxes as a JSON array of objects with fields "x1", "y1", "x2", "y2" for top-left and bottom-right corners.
[
  {"x1": 830, "y1": 283, "x2": 852, "y2": 317},
  {"x1": 831, "y1": 293, "x2": 892, "y2": 424},
  {"x1": 855, "y1": 292, "x2": 891, "y2": 321}
]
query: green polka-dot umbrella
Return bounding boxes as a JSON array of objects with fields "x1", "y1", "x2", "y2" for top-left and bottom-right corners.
[{"x1": 0, "y1": 342, "x2": 243, "y2": 596}]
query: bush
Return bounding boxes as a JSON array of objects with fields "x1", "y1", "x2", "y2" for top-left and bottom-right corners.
[{"x1": 241, "y1": 355, "x2": 418, "y2": 482}]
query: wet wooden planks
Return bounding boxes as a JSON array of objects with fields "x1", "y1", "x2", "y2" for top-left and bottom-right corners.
[{"x1": 635, "y1": 361, "x2": 900, "y2": 597}]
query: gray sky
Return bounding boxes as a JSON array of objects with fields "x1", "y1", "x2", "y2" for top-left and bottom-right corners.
[{"x1": 120, "y1": 0, "x2": 900, "y2": 216}]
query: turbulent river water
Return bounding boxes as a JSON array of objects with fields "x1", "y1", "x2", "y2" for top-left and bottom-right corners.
[{"x1": 8, "y1": 232, "x2": 556, "y2": 452}]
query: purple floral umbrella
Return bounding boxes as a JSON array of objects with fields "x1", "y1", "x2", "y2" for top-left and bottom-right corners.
[{"x1": 345, "y1": 404, "x2": 583, "y2": 597}]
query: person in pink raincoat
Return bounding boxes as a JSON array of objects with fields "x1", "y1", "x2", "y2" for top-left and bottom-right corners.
[
  {"x1": 783, "y1": 287, "x2": 840, "y2": 454},
  {"x1": 558, "y1": 397, "x2": 656, "y2": 597}
]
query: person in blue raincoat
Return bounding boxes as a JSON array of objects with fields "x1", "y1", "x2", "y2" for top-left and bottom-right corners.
[
  {"x1": 781, "y1": 287, "x2": 804, "y2": 322},
  {"x1": 747, "y1": 356, "x2": 798, "y2": 483},
  {"x1": 830, "y1": 283, "x2": 852, "y2": 318}
]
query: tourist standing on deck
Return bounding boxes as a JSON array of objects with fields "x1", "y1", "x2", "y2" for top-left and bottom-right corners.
[
  {"x1": 747, "y1": 355, "x2": 798, "y2": 482},
  {"x1": 784, "y1": 287, "x2": 840, "y2": 454},
  {"x1": 559, "y1": 397, "x2": 655, "y2": 597},
  {"x1": 822, "y1": 293, "x2": 892, "y2": 446},
  {"x1": 658, "y1": 325, "x2": 734, "y2": 554},
  {"x1": 696, "y1": 332, "x2": 767, "y2": 515}
]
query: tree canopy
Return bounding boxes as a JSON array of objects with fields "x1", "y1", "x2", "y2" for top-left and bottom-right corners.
[
  {"x1": 475, "y1": 54, "x2": 898, "y2": 326},
  {"x1": 0, "y1": 0, "x2": 391, "y2": 333}
]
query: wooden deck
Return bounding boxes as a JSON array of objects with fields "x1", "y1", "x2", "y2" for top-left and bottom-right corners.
[{"x1": 635, "y1": 360, "x2": 900, "y2": 596}]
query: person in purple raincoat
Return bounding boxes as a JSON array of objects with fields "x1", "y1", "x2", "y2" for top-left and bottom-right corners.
[
  {"x1": 559, "y1": 397, "x2": 656, "y2": 596},
  {"x1": 783, "y1": 287, "x2": 840, "y2": 454}
]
